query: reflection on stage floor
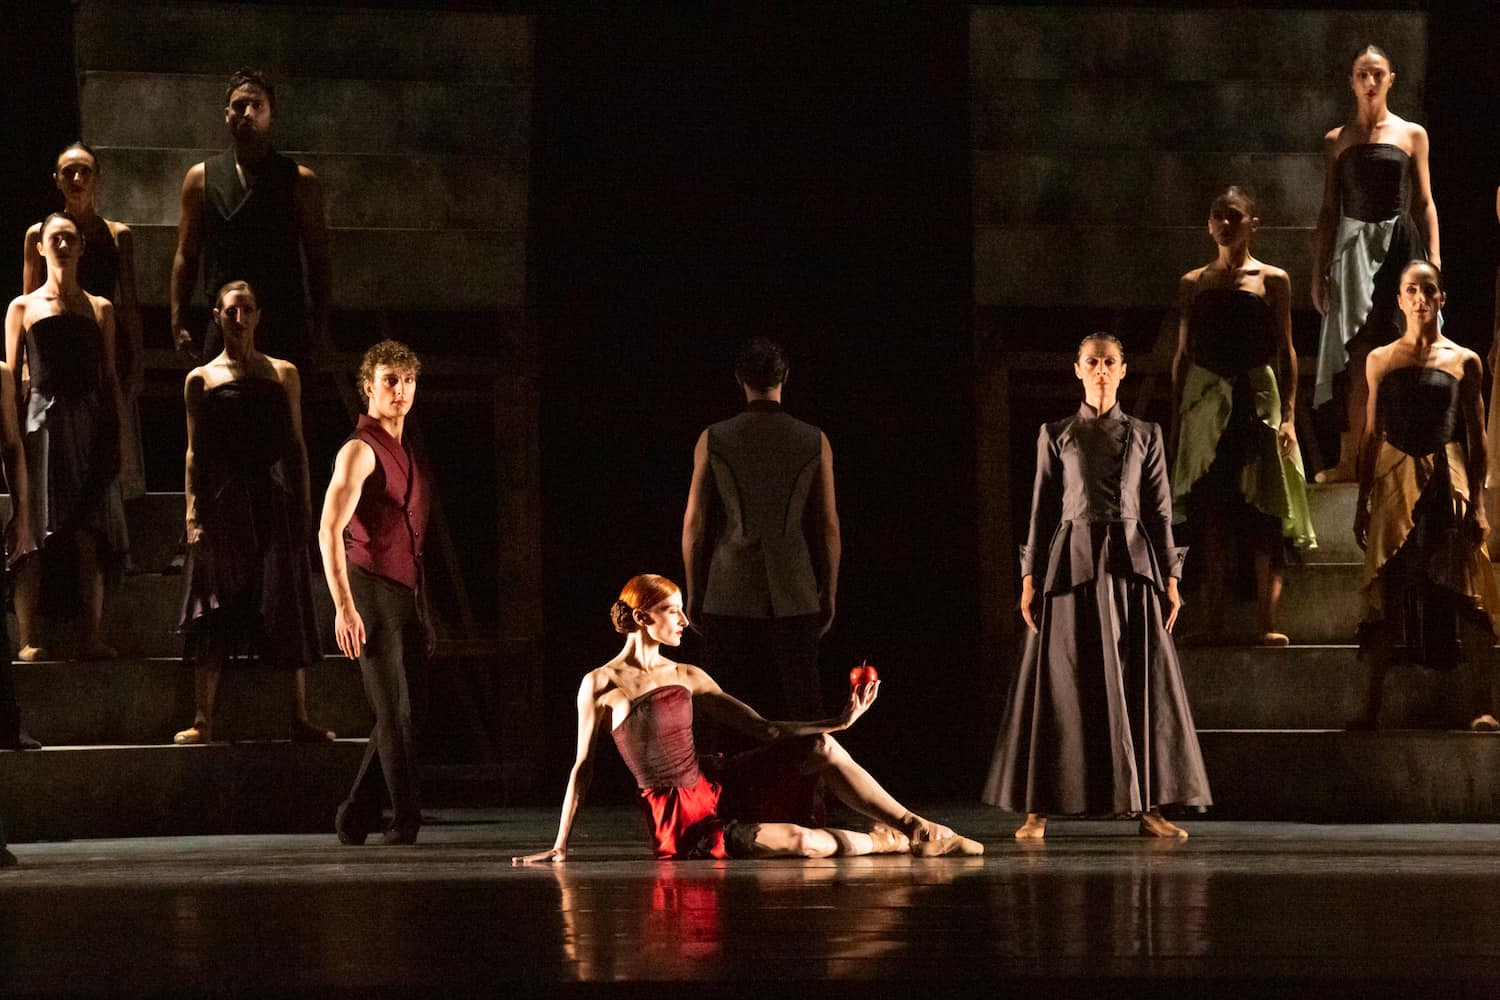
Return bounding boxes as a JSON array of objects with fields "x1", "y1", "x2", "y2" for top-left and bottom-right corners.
[{"x1": 2, "y1": 806, "x2": 1499, "y2": 998}]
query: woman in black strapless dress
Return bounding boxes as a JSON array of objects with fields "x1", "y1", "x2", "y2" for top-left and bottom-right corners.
[
  {"x1": 4, "y1": 212, "x2": 128, "y2": 662},
  {"x1": 1353, "y1": 261, "x2": 1497, "y2": 732},
  {"x1": 22, "y1": 143, "x2": 146, "y2": 498},
  {"x1": 173, "y1": 280, "x2": 331, "y2": 745},
  {"x1": 1312, "y1": 45, "x2": 1440, "y2": 483}
]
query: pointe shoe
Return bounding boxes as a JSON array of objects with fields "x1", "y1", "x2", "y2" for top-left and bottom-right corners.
[
  {"x1": 1469, "y1": 714, "x2": 1500, "y2": 733},
  {"x1": 173, "y1": 725, "x2": 211, "y2": 745},
  {"x1": 16, "y1": 646, "x2": 49, "y2": 663},
  {"x1": 911, "y1": 834, "x2": 984, "y2": 857},
  {"x1": 291, "y1": 720, "x2": 336, "y2": 743},
  {"x1": 1139, "y1": 812, "x2": 1188, "y2": 839},
  {"x1": 335, "y1": 802, "x2": 373, "y2": 846},
  {"x1": 1015, "y1": 816, "x2": 1047, "y2": 841},
  {"x1": 1, "y1": 847, "x2": 17, "y2": 869},
  {"x1": 868, "y1": 823, "x2": 911, "y2": 854}
]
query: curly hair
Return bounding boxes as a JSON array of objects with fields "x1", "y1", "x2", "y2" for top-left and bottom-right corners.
[{"x1": 357, "y1": 339, "x2": 422, "y2": 394}]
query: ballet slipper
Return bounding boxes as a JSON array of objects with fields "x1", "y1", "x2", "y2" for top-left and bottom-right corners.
[
  {"x1": 911, "y1": 834, "x2": 984, "y2": 857},
  {"x1": 291, "y1": 720, "x2": 336, "y2": 743},
  {"x1": 173, "y1": 725, "x2": 211, "y2": 746},
  {"x1": 16, "y1": 646, "x2": 49, "y2": 663},
  {"x1": 867, "y1": 824, "x2": 910, "y2": 854},
  {"x1": 1258, "y1": 632, "x2": 1290, "y2": 647},
  {"x1": 1139, "y1": 811, "x2": 1188, "y2": 839},
  {"x1": 1014, "y1": 814, "x2": 1046, "y2": 841},
  {"x1": 1469, "y1": 714, "x2": 1500, "y2": 733}
]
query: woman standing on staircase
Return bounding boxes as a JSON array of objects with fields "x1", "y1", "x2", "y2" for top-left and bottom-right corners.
[
  {"x1": 1171, "y1": 186, "x2": 1316, "y2": 645},
  {"x1": 174, "y1": 280, "x2": 332, "y2": 745},
  {"x1": 1312, "y1": 44, "x2": 1440, "y2": 483},
  {"x1": 22, "y1": 143, "x2": 147, "y2": 499},
  {"x1": 983, "y1": 334, "x2": 1212, "y2": 840},
  {"x1": 1352, "y1": 261, "x2": 1498, "y2": 732},
  {"x1": 4, "y1": 212, "x2": 129, "y2": 662}
]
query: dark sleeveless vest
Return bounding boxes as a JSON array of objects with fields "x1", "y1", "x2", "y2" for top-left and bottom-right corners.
[
  {"x1": 703, "y1": 402, "x2": 823, "y2": 617},
  {"x1": 344, "y1": 415, "x2": 430, "y2": 591},
  {"x1": 202, "y1": 147, "x2": 304, "y2": 317}
]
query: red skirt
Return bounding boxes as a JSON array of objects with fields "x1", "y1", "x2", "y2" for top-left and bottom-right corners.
[{"x1": 636, "y1": 737, "x2": 827, "y2": 860}]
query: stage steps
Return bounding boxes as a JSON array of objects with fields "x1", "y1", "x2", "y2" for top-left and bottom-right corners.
[{"x1": 1182, "y1": 481, "x2": 1500, "y2": 820}]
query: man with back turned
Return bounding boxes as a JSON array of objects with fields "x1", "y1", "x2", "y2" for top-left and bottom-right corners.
[{"x1": 682, "y1": 338, "x2": 841, "y2": 724}]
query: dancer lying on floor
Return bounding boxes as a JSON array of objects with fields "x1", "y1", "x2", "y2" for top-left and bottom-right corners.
[{"x1": 514, "y1": 574, "x2": 982, "y2": 862}]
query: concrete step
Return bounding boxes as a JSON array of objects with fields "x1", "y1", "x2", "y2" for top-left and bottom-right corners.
[
  {"x1": 125, "y1": 224, "x2": 522, "y2": 310},
  {"x1": 1304, "y1": 484, "x2": 1360, "y2": 563},
  {"x1": 975, "y1": 225, "x2": 1313, "y2": 309},
  {"x1": 972, "y1": 82, "x2": 1347, "y2": 155},
  {"x1": 975, "y1": 150, "x2": 1324, "y2": 229},
  {"x1": 2, "y1": 492, "x2": 183, "y2": 574},
  {"x1": 76, "y1": 1, "x2": 532, "y2": 85},
  {"x1": 80, "y1": 71, "x2": 531, "y2": 158},
  {"x1": 1180, "y1": 644, "x2": 1493, "y2": 731},
  {"x1": 0, "y1": 740, "x2": 366, "y2": 840},
  {"x1": 971, "y1": 8, "x2": 1426, "y2": 86},
  {"x1": 1180, "y1": 562, "x2": 1363, "y2": 644},
  {"x1": 11, "y1": 656, "x2": 371, "y2": 747},
  {"x1": 1197, "y1": 729, "x2": 1500, "y2": 821},
  {"x1": 92, "y1": 147, "x2": 527, "y2": 232}
]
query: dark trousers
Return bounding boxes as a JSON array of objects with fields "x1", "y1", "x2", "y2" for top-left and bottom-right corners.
[
  {"x1": 341, "y1": 567, "x2": 428, "y2": 826},
  {"x1": 701, "y1": 613, "x2": 823, "y2": 723}
]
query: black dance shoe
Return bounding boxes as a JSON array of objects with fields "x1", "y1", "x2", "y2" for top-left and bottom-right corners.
[{"x1": 334, "y1": 801, "x2": 374, "y2": 846}]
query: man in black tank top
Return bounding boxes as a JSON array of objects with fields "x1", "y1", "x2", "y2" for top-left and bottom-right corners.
[
  {"x1": 682, "y1": 339, "x2": 841, "y2": 727},
  {"x1": 170, "y1": 68, "x2": 330, "y2": 370}
]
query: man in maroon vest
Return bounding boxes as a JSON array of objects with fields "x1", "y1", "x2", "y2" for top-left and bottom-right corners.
[{"x1": 319, "y1": 340, "x2": 431, "y2": 845}]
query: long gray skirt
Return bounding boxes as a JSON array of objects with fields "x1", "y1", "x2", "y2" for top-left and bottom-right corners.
[{"x1": 983, "y1": 562, "x2": 1211, "y2": 816}]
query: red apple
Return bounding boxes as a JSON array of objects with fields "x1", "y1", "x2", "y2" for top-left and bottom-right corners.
[{"x1": 849, "y1": 661, "x2": 879, "y2": 688}]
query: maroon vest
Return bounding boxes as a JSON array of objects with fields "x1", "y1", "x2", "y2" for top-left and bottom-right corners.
[{"x1": 345, "y1": 414, "x2": 430, "y2": 591}]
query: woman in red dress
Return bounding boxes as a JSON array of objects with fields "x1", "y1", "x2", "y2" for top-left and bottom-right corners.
[{"x1": 514, "y1": 574, "x2": 981, "y2": 862}]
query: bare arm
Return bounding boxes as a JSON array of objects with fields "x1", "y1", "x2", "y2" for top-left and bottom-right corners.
[
  {"x1": 1354, "y1": 350, "x2": 1387, "y2": 549},
  {"x1": 810, "y1": 432, "x2": 841, "y2": 636},
  {"x1": 295, "y1": 167, "x2": 332, "y2": 350},
  {"x1": 1461, "y1": 351, "x2": 1488, "y2": 542},
  {"x1": 111, "y1": 224, "x2": 145, "y2": 394},
  {"x1": 1311, "y1": 131, "x2": 1342, "y2": 315},
  {"x1": 0, "y1": 359, "x2": 33, "y2": 566},
  {"x1": 318, "y1": 439, "x2": 376, "y2": 660},
  {"x1": 684, "y1": 663, "x2": 874, "y2": 742},
  {"x1": 1266, "y1": 268, "x2": 1298, "y2": 453},
  {"x1": 1409, "y1": 125, "x2": 1440, "y2": 268},
  {"x1": 21, "y1": 225, "x2": 42, "y2": 295},
  {"x1": 170, "y1": 164, "x2": 205, "y2": 360},
  {"x1": 1170, "y1": 273, "x2": 1195, "y2": 450},
  {"x1": 279, "y1": 361, "x2": 313, "y2": 524},
  {"x1": 4, "y1": 299, "x2": 25, "y2": 408},
  {"x1": 513, "y1": 673, "x2": 606, "y2": 863},
  {"x1": 182, "y1": 370, "x2": 206, "y2": 544},
  {"x1": 680, "y1": 429, "x2": 711, "y2": 624}
]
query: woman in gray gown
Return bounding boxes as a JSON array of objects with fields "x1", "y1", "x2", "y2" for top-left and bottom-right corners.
[{"x1": 983, "y1": 333, "x2": 1211, "y2": 840}]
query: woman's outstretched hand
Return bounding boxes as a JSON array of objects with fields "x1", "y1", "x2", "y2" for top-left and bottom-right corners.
[
  {"x1": 837, "y1": 680, "x2": 880, "y2": 731},
  {"x1": 512, "y1": 847, "x2": 565, "y2": 865}
]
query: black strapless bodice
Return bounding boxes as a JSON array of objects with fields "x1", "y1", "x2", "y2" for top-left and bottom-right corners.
[
  {"x1": 25, "y1": 312, "x2": 102, "y2": 396},
  {"x1": 1339, "y1": 143, "x2": 1412, "y2": 222},
  {"x1": 1378, "y1": 366, "x2": 1461, "y2": 457},
  {"x1": 1188, "y1": 288, "x2": 1276, "y2": 379},
  {"x1": 76, "y1": 218, "x2": 119, "y2": 300},
  {"x1": 197, "y1": 378, "x2": 293, "y2": 477}
]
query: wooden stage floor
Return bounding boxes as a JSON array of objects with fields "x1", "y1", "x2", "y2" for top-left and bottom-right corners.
[{"x1": 2, "y1": 805, "x2": 1499, "y2": 998}]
